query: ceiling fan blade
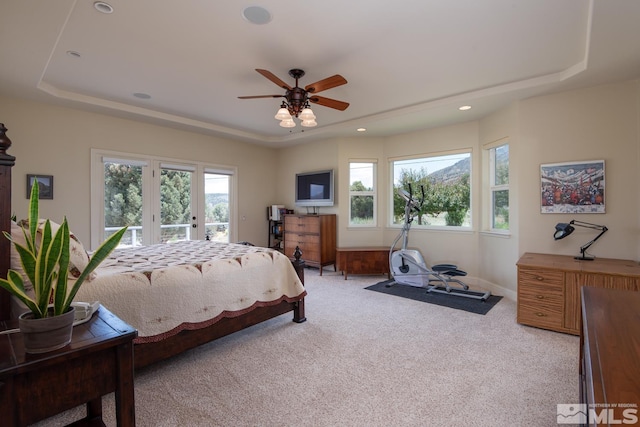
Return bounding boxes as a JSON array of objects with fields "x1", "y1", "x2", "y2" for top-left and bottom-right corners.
[
  {"x1": 255, "y1": 69, "x2": 292, "y2": 90},
  {"x1": 238, "y1": 95, "x2": 284, "y2": 99},
  {"x1": 305, "y1": 75, "x2": 347, "y2": 93},
  {"x1": 309, "y1": 95, "x2": 350, "y2": 111}
]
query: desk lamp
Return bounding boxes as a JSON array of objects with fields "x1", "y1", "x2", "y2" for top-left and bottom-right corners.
[{"x1": 553, "y1": 220, "x2": 608, "y2": 261}]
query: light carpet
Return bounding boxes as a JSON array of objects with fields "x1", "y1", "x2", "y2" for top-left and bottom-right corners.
[{"x1": 35, "y1": 268, "x2": 579, "y2": 427}]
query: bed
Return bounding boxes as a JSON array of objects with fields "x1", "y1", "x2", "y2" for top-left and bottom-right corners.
[{"x1": 0, "y1": 123, "x2": 306, "y2": 369}]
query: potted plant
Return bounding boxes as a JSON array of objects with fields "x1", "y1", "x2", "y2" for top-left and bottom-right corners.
[{"x1": 0, "y1": 179, "x2": 127, "y2": 353}]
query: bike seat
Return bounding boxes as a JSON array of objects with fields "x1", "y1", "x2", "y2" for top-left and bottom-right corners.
[{"x1": 432, "y1": 264, "x2": 467, "y2": 277}]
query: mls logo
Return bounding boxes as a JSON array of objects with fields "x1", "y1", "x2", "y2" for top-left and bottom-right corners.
[{"x1": 557, "y1": 404, "x2": 587, "y2": 424}]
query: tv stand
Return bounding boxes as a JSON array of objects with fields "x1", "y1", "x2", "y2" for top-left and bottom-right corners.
[{"x1": 305, "y1": 206, "x2": 320, "y2": 215}]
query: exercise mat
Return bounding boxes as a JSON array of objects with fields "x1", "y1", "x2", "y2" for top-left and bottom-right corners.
[{"x1": 365, "y1": 280, "x2": 502, "y2": 315}]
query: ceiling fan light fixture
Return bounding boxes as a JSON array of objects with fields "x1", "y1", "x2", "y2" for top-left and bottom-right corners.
[
  {"x1": 239, "y1": 68, "x2": 349, "y2": 129},
  {"x1": 275, "y1": 107, "x2": 291, "y2": 120},
  {"x1": 279, "y1": 118, "x2": 296, "y2": 128},
  {"x1": 299, "y1": 107, "x2": 316, "y2": 121}
]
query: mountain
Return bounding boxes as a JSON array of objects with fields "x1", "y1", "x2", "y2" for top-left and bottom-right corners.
[{"x1": 428, "y1": 156, "x2": 471, "y2": 184}]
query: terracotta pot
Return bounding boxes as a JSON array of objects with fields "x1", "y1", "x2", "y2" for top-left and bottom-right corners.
[{"x1": 18, "y1": 307, "x2": 76, "y2": 354}]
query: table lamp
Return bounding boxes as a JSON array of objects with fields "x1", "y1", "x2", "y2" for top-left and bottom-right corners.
[{"x1": 553, "y1": 220, "x2": 608, "y2": 260}]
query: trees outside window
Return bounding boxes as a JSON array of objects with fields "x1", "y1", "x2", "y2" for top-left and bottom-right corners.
[
  {"x1": 92, "y1": 150, "x2": 235, "y2": 248},
  {"x1": 391, "y1": 152, "x2": 471, "y2": 227},
  {"x1": 349, "y1": 161, "x2": 376, "y2": 226},
  {"x1": 489, "y1": 143, "x2": 509, "y2": 230}
]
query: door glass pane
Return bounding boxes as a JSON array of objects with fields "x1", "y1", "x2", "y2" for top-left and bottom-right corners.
[
  {"x1": 104, "y1": 161, "x2": 143, "y2": 247},
  {"x1": 204, "y1": 173, "x2": 230, "y2": 242},
  {"x1": 160, "y1": 168, "x2": 193, "y2": 243}
]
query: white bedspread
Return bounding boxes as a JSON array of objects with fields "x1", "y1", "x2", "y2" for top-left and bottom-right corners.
[{"x1": 74, "y1": 241, "x2": 305, "y2": 342}]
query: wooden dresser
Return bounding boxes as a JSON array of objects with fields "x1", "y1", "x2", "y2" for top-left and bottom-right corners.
[
  {"x1": 284, "y1": 214, "x2": 336, "y2": 275},
  {"x1": 516, "y1": 252, "x2": 640, "y2": 335},
  {"x1": 580, "y1": 287, "x2": 640, "y2": 425}
]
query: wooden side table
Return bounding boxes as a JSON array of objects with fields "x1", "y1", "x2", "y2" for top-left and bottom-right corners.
[
  {"x1": 0, "y1": 305, "x2": 138, "y2": 426},
  {"x1": 336, "y1": 247, "x2": 390, "y2": 280},
  {"x1": 580, "y1": 287, "x2": 640, "y2": 425}
]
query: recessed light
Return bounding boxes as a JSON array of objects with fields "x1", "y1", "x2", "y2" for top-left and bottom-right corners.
[
  {"x1": 94, "y1": 1, "x2": 114, "y2": 14},
  {"x1": 242, "y1": 6, "x2": 272, "y2": 25},
  {"x1": 459, "y1": 105, "x2": 472, "y2": 111},
  {"x1": 66, "y1": 50, "x2": 82, "y2": 58},
  {"x1": 357, "y1": 128, "x2": 367, "y2": 132},
  {"x1": 133, "y1": 93, "x2": 151, "y2": 99}
]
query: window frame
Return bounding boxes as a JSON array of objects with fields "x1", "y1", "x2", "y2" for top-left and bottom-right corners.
[
  {"x1": 486, "y1": 140, "x2": 510, "y2": 233},
  {"x1": 389, "y1": 150, "x2": 472, "y2": 229}
]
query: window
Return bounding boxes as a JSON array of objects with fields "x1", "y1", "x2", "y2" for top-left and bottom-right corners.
[
  {"x1": 91, "y1": 150, "x2": 236, "y2": 248},
  {"x1": 349, "y1": 161, "x2": 376, "y2": 226},
  {"x1": 489, "y1": 143, "x2": 509, "y2": 230},
  {"x1": 391, "y1": 152, "x2": 471, "y2": 227}
]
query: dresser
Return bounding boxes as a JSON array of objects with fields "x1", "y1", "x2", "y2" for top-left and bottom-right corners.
[
  {"x1": 580, "y1": 287, "x2": 640, "y2": 425},
  {"x1": 284, "y1": 214, "x2": 336, "y2": 275},
  {"x1": 516, "y1": 252, "x2": 640, "y2": 335}
]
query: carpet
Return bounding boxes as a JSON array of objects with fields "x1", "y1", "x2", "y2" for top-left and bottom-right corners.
[{"x1": 365, "y1": 279, "x2": 502, "y2": 315}]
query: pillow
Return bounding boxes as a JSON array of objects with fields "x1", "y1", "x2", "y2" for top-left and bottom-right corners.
[
  {"x1": 9, "y1": 221, "x2": 32, "y2": 292},
  {"x1": 11, "y1": 219, "x2": 93, "y2": 285}
]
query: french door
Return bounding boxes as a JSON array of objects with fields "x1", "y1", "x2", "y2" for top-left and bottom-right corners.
[{"x1": 91, "y1": 150, "x2": 235, "y2": 249}]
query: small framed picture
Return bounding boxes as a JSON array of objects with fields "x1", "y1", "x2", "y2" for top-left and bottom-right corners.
[{"x1": 27, "y1": 174, "x2": 54, "y2": 199}]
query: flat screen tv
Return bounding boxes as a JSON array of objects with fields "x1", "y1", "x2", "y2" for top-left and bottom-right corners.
[{"x1": 295, "y1": 169, "x2": 334, "y2": 207}]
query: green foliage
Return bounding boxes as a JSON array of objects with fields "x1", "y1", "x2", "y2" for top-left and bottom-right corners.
[
  {"x1": 104, "y1": 163, "x2": 142, "y2": 227},
  {"x1": 0, "y1": 180, "x2": 127, "y2": 318},
  {"x1": 350, "y1": 181, "x2": 374, "y2": 223},
  {"x1": 393, "y1": 168, "x2": 470, "y2": 226}
]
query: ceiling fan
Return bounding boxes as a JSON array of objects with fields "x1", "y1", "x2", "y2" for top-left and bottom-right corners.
[{"x1": 238, "y1": 69, "x2": 349, "y2": 126}]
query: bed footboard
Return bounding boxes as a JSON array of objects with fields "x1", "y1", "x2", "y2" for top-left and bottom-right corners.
[{"x1": 134, "y1": 297, "x2": 304, "y2": 369}]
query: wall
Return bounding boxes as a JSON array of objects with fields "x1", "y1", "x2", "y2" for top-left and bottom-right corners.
[
  {"x1": 336, "y1": 137, "x2": 386, "y2": 247},
  {"x1": 275, "y1": 138, "x2": 340, "y2": 217},
  {"x1": 517, "y1": 81, "x2": 640, "y2": 261},
  {"x1": 478, "y1": 104, "x2": 519, "y2": 296},
  {"x1": 0, "y1": 95, "x2": 278, "y2": 247}
]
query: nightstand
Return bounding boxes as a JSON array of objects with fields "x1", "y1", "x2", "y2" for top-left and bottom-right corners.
[{"x1": 0, "y1": 305, "x2": 137, "y2": 426}]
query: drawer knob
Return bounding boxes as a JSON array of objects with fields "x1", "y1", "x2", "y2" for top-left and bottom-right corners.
[
  {"x1": 535, "y1": 276, "x2": 544, "y2": 281},
  {"x1": 536, "y1": 295, "x2": 544, "y2": 300},
  {"x1": 535, "y1": 312, "x2": 545, "y2": 317}
]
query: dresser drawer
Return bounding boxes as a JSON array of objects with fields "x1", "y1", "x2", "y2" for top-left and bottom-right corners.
[
  {"x1": 283, "y1": 232, "x2": 320, "y2": 245},
  {"x1": 517, "y1": 301, "x2": 563, "y2": 330},
  {"x1": 517, "y1": 278, "x2": 564, "y2": 330},
  {"x1": 284, "y1": 242, "x2": 319, "y2": 262},
  {"x1": 284, "y1": 217, "x2": 320, "y2": 233},
  {"x1": 518, "y1": 268, "x2": 564, "y2": 286},
  {"x1": 518, "y1": 280, "x2": 563, "y2": 307}
]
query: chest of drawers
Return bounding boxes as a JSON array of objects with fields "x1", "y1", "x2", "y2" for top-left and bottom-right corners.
[
  {"x1": 517, "y1": 252, "x2": 640, "y2": 335},
  {"x1": 284, "y1": 214, "x2": 336, "y2": 275}
]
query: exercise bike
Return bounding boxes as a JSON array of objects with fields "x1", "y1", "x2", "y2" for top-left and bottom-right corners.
[{"x1": 388, "y1": 184, "x2": 491, "y2": 301}]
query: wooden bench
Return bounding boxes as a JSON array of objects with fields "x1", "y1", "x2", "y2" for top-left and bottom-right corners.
[{"x1": 336, "y1": 247, "x2": 390, "y2": 280}]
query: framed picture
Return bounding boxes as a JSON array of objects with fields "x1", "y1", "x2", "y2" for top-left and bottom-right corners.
[
  {"x1": 540, "y1": 160, "x2": 604, "y2": 213},
  {"x1": 26, "y1": 174, "x2": 54, "y2": 200}
]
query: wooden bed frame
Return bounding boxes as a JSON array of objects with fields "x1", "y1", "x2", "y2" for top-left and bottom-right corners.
[{"x1": 0, "y1": 123, "x2": 306, "y2": 369}]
